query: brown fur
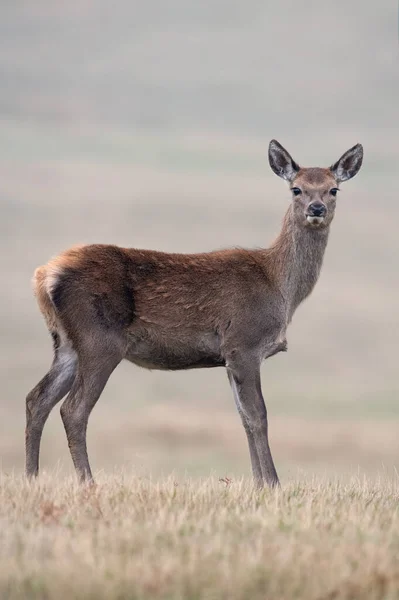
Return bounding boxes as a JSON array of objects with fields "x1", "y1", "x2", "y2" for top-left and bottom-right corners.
[
  {"x1": 294, "y1": 167, "x2": 337, "y2": 187},
  {"x1": 25, "y1": 140, "x2": 363, "y2": 487}
]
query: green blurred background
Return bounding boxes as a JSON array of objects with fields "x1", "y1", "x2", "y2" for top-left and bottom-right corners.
[{"x1": 1, "y1": 1, "x2": 398, "y2": 480}]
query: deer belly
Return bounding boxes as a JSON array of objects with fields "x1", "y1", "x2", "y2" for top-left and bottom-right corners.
[{"x1": 125, "y1": 330, "x2": 224, "y2": 371}]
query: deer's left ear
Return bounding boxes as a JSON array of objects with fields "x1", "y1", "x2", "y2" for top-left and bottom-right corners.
[{"x1": 330, "y1": 144, "x2": 363, "y2": 183}]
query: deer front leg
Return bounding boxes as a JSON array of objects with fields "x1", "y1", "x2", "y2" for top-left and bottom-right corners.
[
  {"x1": 227, "y1": 355, "x2": 279, "y2": 488},
  {"x1": 228, "y1": 370, "x2": 263, "y2": 488}
]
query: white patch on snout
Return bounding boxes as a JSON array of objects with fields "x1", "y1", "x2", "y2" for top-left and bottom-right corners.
[{"x1": 306, "y1": 216, "x2": 325, "y2": 225}]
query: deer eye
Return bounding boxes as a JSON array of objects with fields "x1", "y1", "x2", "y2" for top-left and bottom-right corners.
[
  {"x1": 330, "y1": 188, "x2": 339, "y2": 197},
  {"x1": 291, "y1": 187, "x2": 302, "y2": 196}
]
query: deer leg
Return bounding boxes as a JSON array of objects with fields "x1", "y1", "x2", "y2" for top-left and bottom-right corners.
[
  {"x1": 227, "y1": 370, "x2": 263, "y2": 487},
  {"x1": 60, "y1": 350, "x2": 121, "y2": 483},
  {"x1": 26, "y1": 344, "x2": 77, "y2": 478},
  {"x1": 227, "y1": 360, "x2": 279, "y2": 488}
]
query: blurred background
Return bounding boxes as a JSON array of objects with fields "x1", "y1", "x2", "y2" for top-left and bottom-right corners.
[{"x1": 1, "y1": 1, "x2": 398, "y2": 481}]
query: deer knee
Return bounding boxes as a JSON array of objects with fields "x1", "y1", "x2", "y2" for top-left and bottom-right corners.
[
  {"x1": 26, "y1": 387, "x2": 50, "y2": 429},
  {"x1": 239, "y1": 402, "x2": 268, "y2": 433},
  {"x1": 60, "y1": 399, "x2": 87, "y2": 436},
  {"x1": 26, "y1": 389, "x2": 37, "y2": 420},
  {"x1": 60, "y1": 402, "x2": 74, "y2": 427},
  {"x1": 247, "y1": 412, "x2": 268, "y2": 434}
]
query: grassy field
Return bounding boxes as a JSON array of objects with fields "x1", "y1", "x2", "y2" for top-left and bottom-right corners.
[{"x1": 1, "y1": 472, "x2": 399, "y2": 600}]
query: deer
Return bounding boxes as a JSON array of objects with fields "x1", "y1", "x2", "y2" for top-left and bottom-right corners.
[{"x1": 25, "y1": 140, "x2": 363, "y2": 488}]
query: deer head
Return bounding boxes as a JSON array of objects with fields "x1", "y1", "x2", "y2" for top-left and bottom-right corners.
[{"x1": 268, "y1": 140, "x2": 363, "y2": 229}]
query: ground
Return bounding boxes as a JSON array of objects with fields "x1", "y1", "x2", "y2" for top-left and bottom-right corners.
[{"x1": 1, "y1": 472, "x2": 399, "y2": 600}]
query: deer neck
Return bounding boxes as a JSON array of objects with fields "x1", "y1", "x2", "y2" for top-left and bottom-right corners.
[{"x1": 267, "y1": 205, "x2": 330, "y2": 319}]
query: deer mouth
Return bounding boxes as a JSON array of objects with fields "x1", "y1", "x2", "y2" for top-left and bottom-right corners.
[{"x1": 306, "y1": 216, "x2": 325, "y2": 226}]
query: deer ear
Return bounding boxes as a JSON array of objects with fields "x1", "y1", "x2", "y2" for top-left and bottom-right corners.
[
  {"x1": 330, "y1": 144, "x2": 363, "y2": 183},
  {"x1": 268, "y1": 140, "x2": 300, "y2": 182}
]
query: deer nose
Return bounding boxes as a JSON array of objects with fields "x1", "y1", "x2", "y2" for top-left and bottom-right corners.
[{"x1": 308, "y1": 203, "x2": 326, "y2": 217}]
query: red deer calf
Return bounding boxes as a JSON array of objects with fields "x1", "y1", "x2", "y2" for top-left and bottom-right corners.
[{"x1": 26, "y1": 140, "x2": 363, "y2": 487}]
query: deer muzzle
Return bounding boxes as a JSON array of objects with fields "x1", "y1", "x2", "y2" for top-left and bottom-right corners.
[{"x1": 306, "y1": 202, "x2": 326, "y2": 225}]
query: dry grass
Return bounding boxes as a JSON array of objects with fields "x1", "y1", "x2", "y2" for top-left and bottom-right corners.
[{"x1": 1, "y1": 472, "x2": 399, "y2": 599}]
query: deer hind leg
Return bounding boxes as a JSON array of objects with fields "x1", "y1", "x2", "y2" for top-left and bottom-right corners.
[
  {"x1": 227, "y1": 370, "x2": 263, "y2": 488},
  {"x1": 26, "y1": 336, "x2": 77, "y2": 478},
  {"x1": 60, "y1": 342, "x2": 122, "y2": 483},
  {"x1": 227, "y1": 355, "x2": 279, "y2": 489}
]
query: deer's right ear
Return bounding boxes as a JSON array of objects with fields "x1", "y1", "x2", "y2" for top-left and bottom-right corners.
[{"x1": 268, "y1": 140, "x2": 300, "y2": 182}]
